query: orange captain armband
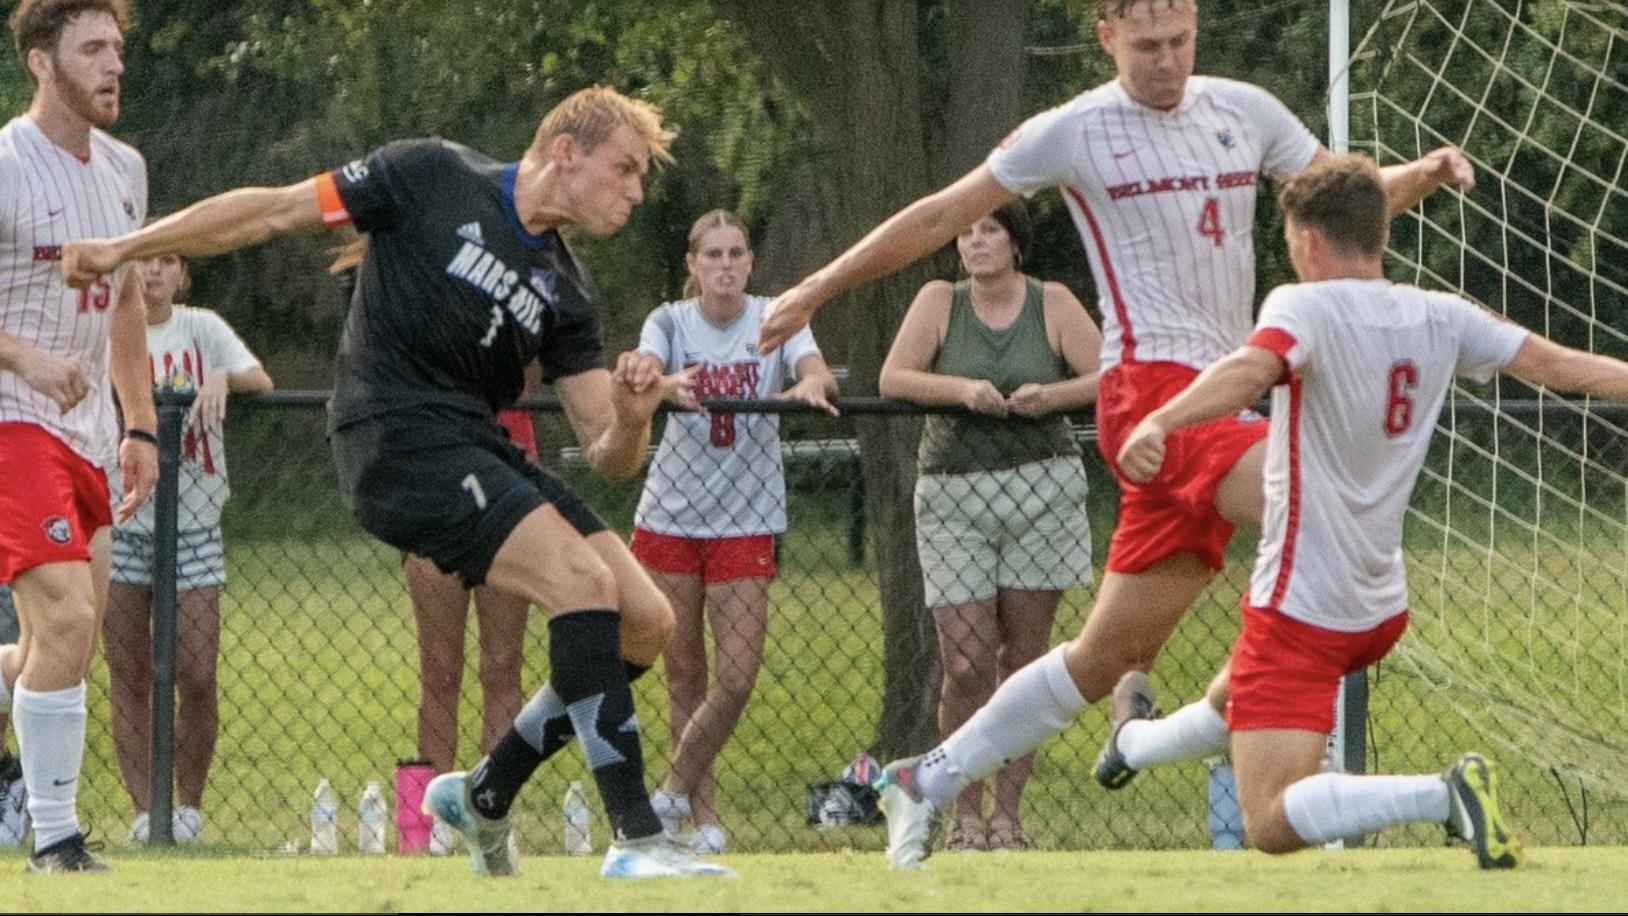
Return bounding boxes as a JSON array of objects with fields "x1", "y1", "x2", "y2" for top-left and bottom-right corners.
[{"x1": 314, "y1": 172, "x2": 351, "y2": 227}]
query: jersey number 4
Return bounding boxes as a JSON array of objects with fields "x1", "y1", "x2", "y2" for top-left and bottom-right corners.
[
  {"x1": 77, "y1": 278, "x2": 111, "y2": 313},
  {"x1": 1197, "y1": 198, "x2": 1225, "y2": 247},
  {"x1": 1385, "y1": 360, "x2": 1419, "y2": 436}
]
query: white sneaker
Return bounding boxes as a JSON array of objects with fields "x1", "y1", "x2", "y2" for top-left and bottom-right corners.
[
  {"x1": 422, "y1": 770, "x2": 518, "y2": 876},
  {"x1": 127, "y1": 811, "x2": 151, "y2": 844},
  {"x1": 650, "y1": 790, "x2": 691, "y2": 837},
  {"x1": 430, "y1": 818, "x2": 455, "y2": 856},
  {"x1": 173, "y1": 806, "x2": 203, "y2": 845},
  {"x1": 688, "y1": 823, "x2": 726, "y2": 855},
  {"x1": 600, "y1": 834, "x2": 735, "y2": 879},
  {"x1": 877, "y1": 757, "x2": 937, "y2": 870}
]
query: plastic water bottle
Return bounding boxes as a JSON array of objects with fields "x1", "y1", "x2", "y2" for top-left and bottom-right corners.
[
  {"x1": 1206, "y1": 759, "x2": 1244, "y2": 851},
  {"x1": 562, "y1": 781, "x2": 592, "y2": 856},
  {"x1": 310, "y1": 778, "x2": 338, "y2": 854},
  {"x1": 358, "y1": 781, "x2": 387, "y2": 855}
]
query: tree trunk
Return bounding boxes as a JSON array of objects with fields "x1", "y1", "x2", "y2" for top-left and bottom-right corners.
[{"x1": 720, "y1": 0, "x2": 1030, "y2": 761}]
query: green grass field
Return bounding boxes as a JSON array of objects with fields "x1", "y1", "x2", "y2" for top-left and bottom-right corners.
[{"x1": 3, "y1": 847, "x2": 1625, "y2": 912}]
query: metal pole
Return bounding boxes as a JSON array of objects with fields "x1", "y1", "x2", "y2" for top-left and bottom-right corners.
[
  {"x1": 147, "y1": 387, "x2": 194, "y2": 846},
  {"x1": 1328, "y1": 2, "x2": 1368, "y2": 839}
]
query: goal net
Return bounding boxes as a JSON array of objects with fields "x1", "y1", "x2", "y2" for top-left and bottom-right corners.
[{"x1": 1348, "y1": 0, "x2": 1628, "y2": 841}]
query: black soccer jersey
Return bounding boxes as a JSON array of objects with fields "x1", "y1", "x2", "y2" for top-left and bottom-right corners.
[{"x1": 321, "y1": 138, "x2": 603, "y2": 429}]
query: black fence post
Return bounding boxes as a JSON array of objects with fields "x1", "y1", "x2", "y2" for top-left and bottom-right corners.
[{"x1": 147, "y1": 387, "x2": 194, "y2": 846}]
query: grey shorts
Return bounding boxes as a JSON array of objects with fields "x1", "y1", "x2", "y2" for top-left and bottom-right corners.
[
  {"x1": 915, "y1": 455, "x2": 1093, "y2": 607},
  {"x1": 110, "y1": 527, "x2": 227, "y2": 591}
]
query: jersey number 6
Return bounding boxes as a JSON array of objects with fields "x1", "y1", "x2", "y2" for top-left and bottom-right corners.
[{"x1": 1385, "y1": 360, "x2": 1419, "y2": 437}]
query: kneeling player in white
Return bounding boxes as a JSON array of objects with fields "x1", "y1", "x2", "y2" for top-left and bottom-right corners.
[{"x1": 1115, "y1": 154, "x2": 1628, "y2": 867}]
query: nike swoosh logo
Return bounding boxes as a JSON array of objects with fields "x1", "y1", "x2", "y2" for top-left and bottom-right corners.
[
  {"x1": 46, "y1": 208, "x2": 64, "y2": 218},
  {"x1": 1111, "y1": 149, "x2": 1135, "y2": 159},
  {"x1": 51, "y1": 776, "x2": 76, "y2": 787}
]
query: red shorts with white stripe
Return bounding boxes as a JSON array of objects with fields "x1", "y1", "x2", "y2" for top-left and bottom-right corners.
[
  {"x1": 1228, "y1": 604, "x2": 1409, "y2": 733},
  {"x1": 1095, "y1": 361, "x2": 1268, "y2": 574},
  {"x1": 0, "y1": 422, "x2": 112, "y2": 583},
  {"x1": 631, "y1": 528, "x2": 777, "y2": 584}
]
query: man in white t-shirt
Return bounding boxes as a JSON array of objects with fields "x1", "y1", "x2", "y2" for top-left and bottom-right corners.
[
  {"x1": 753, "y1": 0, "x2": 1473, "y2": 868},
  {"x1": 1113, "y1": 153, "x2": 1628, "y2": 867},
  {"x1": 104, "y1": 251, "x2": 272, "y2": 845},
  {"x1": 0, "y1": 0, "x2": 155, "y2": 873}
]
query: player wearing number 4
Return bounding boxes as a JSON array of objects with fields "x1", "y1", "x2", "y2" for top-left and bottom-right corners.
[
  {"x1": 1112, "y1": 153, "x2": 1628, "y2": 866},
  {"x1": 63, "y1": 86, "x2": 734, "y2": 880},
  {"x1": 754, "y1": 0, "x2": 1474, "y2": 869}
]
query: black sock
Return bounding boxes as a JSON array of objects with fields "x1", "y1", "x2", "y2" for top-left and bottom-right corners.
[
  {"x1": 467, "y1": 657, "x2": 652, "y2": 821},
  {"x1": 549, "y1": 611, "x2": 663, "y2": 842}
]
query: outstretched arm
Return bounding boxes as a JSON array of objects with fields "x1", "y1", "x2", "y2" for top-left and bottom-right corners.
[
  {"x1": 758, "y1": 165, "x2": 1015, "y2": 353},
  {"x1": 1502, "y1": 334, "x2": 1628, "y2": 402},
  {"x1": 1116, "y1": 345, "x2": 1283, "y2": 484},
  {"x1": 1379, "y1": 146, "x2": 1476, "y2": 215},
  {"x1": 63, "y1": 179, "x2": 327, "y2": 288}
]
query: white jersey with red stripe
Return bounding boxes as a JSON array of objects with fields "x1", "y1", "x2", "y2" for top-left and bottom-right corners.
[
  {"x1": 0, "y1": 115, "x2": 147, "y2": 466},
  {"x1": 987, "y1": 76, "x2": 1320, "y2": 372},
  {"x1": 1246, "y1": 279, "x2": 1528, "y2": 632}
]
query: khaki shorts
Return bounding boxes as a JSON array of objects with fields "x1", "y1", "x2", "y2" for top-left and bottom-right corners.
[{"x1": 914, "y1": 455, "x2": 1093, "y2": 607}]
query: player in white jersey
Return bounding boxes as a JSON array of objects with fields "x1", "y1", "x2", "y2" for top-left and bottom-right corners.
[
  {"x1": 0, "y1": 0, "x2": 155, "y2": 874},
  {"x1": 631, "y1": 210, "x2": 836, "y2": 852},
  {"x1": 1112, "y1": 153, "x2": 1628, "y2": 867},
  {"x1": 749, "y1": 0, "x2": 1473, "y2": 868}
]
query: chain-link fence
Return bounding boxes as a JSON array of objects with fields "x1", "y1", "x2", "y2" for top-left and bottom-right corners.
[{"x1": 50, "y1": 390, "x2": 1625, "y2": 856}]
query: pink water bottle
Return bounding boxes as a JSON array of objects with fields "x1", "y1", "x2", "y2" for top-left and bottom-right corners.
[{"x1": 395, "y1": 759, "x2": 435, "y2": 854}]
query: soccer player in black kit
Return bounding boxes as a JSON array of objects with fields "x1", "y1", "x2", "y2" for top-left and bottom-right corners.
[{"x1": 64, "y1": 86, "x2": 733, "y2": 879}]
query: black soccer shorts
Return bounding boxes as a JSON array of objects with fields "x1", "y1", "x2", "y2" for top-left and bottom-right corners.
[{"x1": 332, "y1": 409, "x2": 606, "y2": 587}]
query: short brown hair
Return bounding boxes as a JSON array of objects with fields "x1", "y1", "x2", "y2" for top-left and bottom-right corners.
[
  {"x1": 1101, "y1": 0, "x2": 1193, "y2": 21},
  {"x1": 532, "y1": 85, "x2": 676, "y2": 166},
  {"x1": 9, "y1": 0, "x2": 127, "y2": 63},
  {"x1": 1276, "y1": 153, "x2": 1389, "y2": 258}
]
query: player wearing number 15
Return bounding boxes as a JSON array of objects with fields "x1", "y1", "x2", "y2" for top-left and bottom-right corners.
[
  {"x1": 62, "y1": 85, "x2": 735, "y2": 880},
  {"x1": 629, "y1": 210, "x2": 837, "y2": 853},
  {"x1": 0, "y1": 0, "x2": 156, "y2": 874}
]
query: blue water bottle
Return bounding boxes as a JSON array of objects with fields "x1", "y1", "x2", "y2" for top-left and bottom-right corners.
[{"x1": 1206, "y1": 758, "x2": 1244, "y2": 851}]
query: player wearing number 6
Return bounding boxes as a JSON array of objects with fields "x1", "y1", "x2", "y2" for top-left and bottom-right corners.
[
  {"x1": 61, "y1": 86, "x2": 736, "y2": 880},
  {"x1": 749, "y1": 0, "x2": 1478, "y2": 868},
  {"x1": 1113, "y1": 152, "x2": 1628, "y2": 866},
  {"x1": 629, "y1": 209, "x2": 837, "y2": 853}
]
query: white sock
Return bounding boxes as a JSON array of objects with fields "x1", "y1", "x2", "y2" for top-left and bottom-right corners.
[
  {"x1": 916, "y1": 645, "x2": 1087, "y2": 805},
  {"x1": 0, "y1": 645, "x2": 16, "y2": 714},
  {"x1": 14, "y1": 681, "x2": 88, "y2": 851},
  {"x1": 1282, "y1": 772, "x2": 1451, "y2": 845},
  {"x1": 1118, "y1": 699, "x2": 1229, "y2": 771}
]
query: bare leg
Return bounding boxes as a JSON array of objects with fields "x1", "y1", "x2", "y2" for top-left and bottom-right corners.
[
  {"x1": 932, "y1": 597, "x2": 999, "y2": 830},
  {"x1": 676, "y1": 577, "x2": 769, "y2": 827},
  {"x1": 649, "y1": 571, "x2": 706, "y2": 797},
  {"x1": 174, "y1": 587, "x2": 221, "y2": 810},
  {"x1": 1231, "y1": 728, "x2": 1328, "y2": 853},
  {"x1": 102, "y1": 582, "x2": 152, "y2": 813},
  {"x1": 1062, "y1": 553, "x2": 1215, "y2": 703},
  {"x1": 406, "y1": 555, "x2": 470, "y2": 773},
  {"x1": 991, "y1": 588, "x2": 1062, "y2": 828},
  {"x1": 472, "y1": 585, "x2": 528, "y2": 755}
]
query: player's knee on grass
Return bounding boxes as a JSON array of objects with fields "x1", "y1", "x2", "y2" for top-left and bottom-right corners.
[{"x1": 1242, "y1": 796, "x2": 1306, "y2": 855}]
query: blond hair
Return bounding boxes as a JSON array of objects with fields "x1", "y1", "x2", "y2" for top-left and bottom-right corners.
[
  {"x1": 682, "y1": 209, "x2": 749, "y2": 299},
  {"x1": 532, "y1": 85, "x2": 676, "y2": 165}
]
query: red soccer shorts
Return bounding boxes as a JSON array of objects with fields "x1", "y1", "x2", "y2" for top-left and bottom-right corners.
[
  {"x1": 630, "y1": 528, "x2": 776, "y2": 583},
  {"x1": 0, "y1": 422, "x2": 112, "y2": 583},
  {"x1": 1095, "y1": 361, "x2": 1269, "y2": 574},
  {"x1": 1228, "y1": 603, "x2": 1409, "y2": 733}
]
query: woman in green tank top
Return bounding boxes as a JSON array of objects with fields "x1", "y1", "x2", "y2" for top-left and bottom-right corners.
[{"x1": 880, "y1": 201, "x2": 1102, "y2": 852}]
